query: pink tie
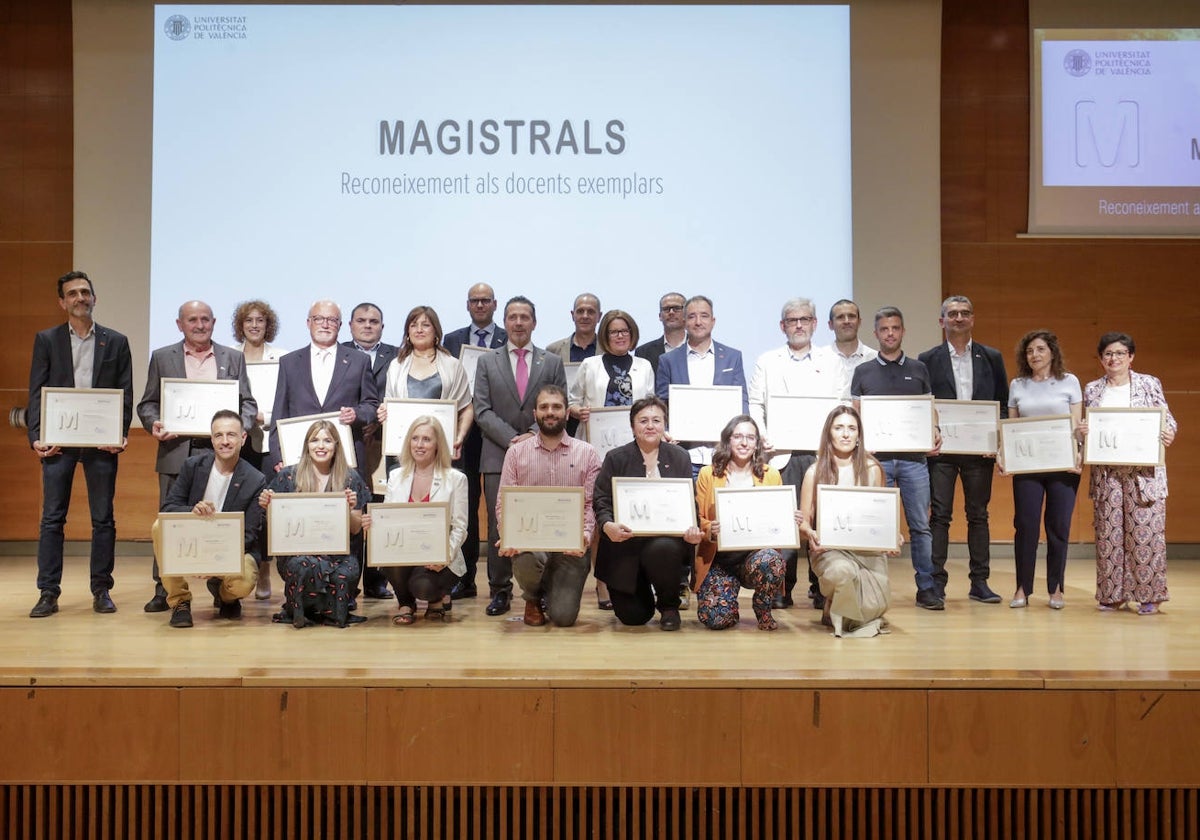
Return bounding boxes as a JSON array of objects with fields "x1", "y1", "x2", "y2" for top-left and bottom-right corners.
[{"x1": 515, "y1": 348, "x2": 529, "y2": 401}]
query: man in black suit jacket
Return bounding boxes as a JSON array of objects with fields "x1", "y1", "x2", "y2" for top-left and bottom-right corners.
[
  {"x1": 153, "y1": 410, "x2": 267, "y2": 628},
  {"x1": 917, "y1": 295, "x2": 1009, "y2": 604},
  {"x1": 442, "y1": 283, "x2": 507, "y2": 599},
  {"x1": 634, "y1": 291, "x2": 687, "y2": 377},
  {"x1": 27, "y1": 271, "x2": 133, "y2": 618}
]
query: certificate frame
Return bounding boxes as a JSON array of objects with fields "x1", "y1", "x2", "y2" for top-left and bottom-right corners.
[
  {"x1": 39, "y1": 387, "x2": 124, "y2": 448},
  {"x1": 275, "y1": 412, "x2": 358, "y2": 468},
  {"x1": 666, "y1": 384, "x2": 743, "y2": 442},
  {"x1": 266, "y1": 492, "x2": 351, "y2": 556},
  {"x1": 583, "y1": 406, "x2": 635, "y2": 460},
  {"x1": 366, "y1": 502, "x2": 450, "y2": 567},
  {"x1": 815, "y1": 485, "x2": 901, "y2": 553},
  {"x1": 859, "y1": 394, "x2": 936, "y2": 453},
  {"x1": 156, "y1": 512, "x2": 245, "y2": 576},
  {"x1": 382, "y1": 398, "x2": 457, "y2": 456},
  {"x1": 458, "y1": 344, "x2": 491, "y2": 393},
  {"x1": 1084, "y1": 406, "x2": 1166, "y2": 467},
  {"x1": 998, "y1": 415, "x2": 1077, "y2": 474},
  {"x1": 563, "y1": 362, "x2": 581, "y2": 394},
  {"x1": 935, "y1": 399, "x2": 1000, "y2": 456},
  {"x1": 764, "y1": 394, "x2": 842, "y2": 451},
  {"x1": 245, "y1": 360, "x2": 279, "y2": 421},
  {"x1": 611, "y1": 477, "x2": 697, "y2": 536},
  {"x1": 499, "y1": 486, "x2": 587, "y2": 553},
  {"x1": 714, "y1": 485, "x2": 801, "y2": 551},
  {"x1": 160, "y1": 378, "x2": 241, "y2": 436}
]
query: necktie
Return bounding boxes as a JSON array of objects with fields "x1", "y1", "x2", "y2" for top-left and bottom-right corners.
[
  {"x1": 515, "y1": 348, "x2": 529, "y2": 401},
  {"x1": 476, "y1": 329, "x2": 488, "y2": 347}
]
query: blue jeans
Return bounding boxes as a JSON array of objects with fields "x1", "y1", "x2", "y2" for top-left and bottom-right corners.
[
  {"x1": 36, "y1": 447, "x2": 119, "y2": 596},
  {"x1": 881, "y1": 458, "x2": 934, "y2": 592}
]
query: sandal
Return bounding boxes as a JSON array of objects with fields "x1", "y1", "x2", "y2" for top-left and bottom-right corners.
[
  {"x1": 392, "y1": 608, "x2": 416, "y2": 626},
  {"x1": 1137, "y1": 602, "x2": 1160, "y2": 616},
  {"x1": 424, "y1": 605, "x2": 450, "y2": 623},
  {"x1": 1097, "y1": 601, "x2": 1126, "y2": 612}
]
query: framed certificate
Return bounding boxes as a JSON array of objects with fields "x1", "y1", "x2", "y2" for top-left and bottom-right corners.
[
  {"x1": 499, "y1": 487, "x2": 586, "y2": 552},
  {"x1": 860, "y1": 395, "x2": 936, "y2": 452},
  {"x1": 714, "y1": 485, "x2": 801, "y2": 551},
  {"x1": 764, "y1": 394, "x2": 841, "y2": 451},
  {"x1": 999, "y1": 415, "x2": 1076, "y2": 474},
  {"x1": 935, "y1": 399, "x2": 1000, "y2": 455},
  {"x1": 815, "y1": 485, "x2": 901, "y2": 553},
  {"x1": 666, "y1": 385, "x2": 743, "y2": 442},
  {"x1": 266, "y1": 493, "x2": 351, "y2": 556},
  {"x1": 1084, "y1": 406, "x2": 1166, "y2": 467},
  {"x1": 584, "y1": 406, "x2": 635, "y2": 460},
  {"x1": 458, "y1": 344, "x2": 491, "y2": 393},
  {"x1": 563, "y1": 362, "x2": 581, "y2": 393},
  {"x1": 276, "y1": 412, "x2": 358, "y2": 468},
  {"x1": 157, "y1": 512, "x2": 244, "y2": 576},
  {"x1": 160, "y1": 378, "x2": 240, "y2": 436},
  {"x1": 612, "y1": 477, "x2": 697, "y2": 536},
  {"x1": 245, "y1": 361, "x2": 279, "y2": 422},
  {"x1": 382, "y1": 398, "x2": 457, "y2": 456},
  {"x1": 39, "y1": 387, "x2": 124, "y2": 447},
  {"x1": 366, "y1": 502, "x2": 450, "y2": 567}
]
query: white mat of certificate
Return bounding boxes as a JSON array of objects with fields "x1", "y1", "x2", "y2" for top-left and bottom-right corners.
[
  {"x1": 765, "y1": 395, "x2": 841, "y2": 451},
  {"x1": 499, "y1": 487, "x2": 586, "y2": 552},
  {"x1": 816, "y1": 485, "x2": 900, "y2": 552},
  {"x1": 564, "y1": 363, "x2": 581, "y2": 394},
  {"x1": 458, "y1": 345, "x2": 490, "y2": 394},
  {"x1": 267, "y1": 493, "x2": 351, "y2": 556},
  {"x1": 667, "y1": 385, "x2": 743, "y2": 442},
  {"x1": 39, "y1": 387, "x2": 125, "y2": 447},
  {"x1": 935, "y1": 400, "x2": 999, "y2": 455},
  {"x1": 245, "y1": 361, "x2": 279, "y2": 421},
  {"x1": 999, "y1": 415, "x2": 1076, "y2": 474},
  {"x1": 157, "y1": 512, "x2": 245, "y2": 576},
  {"x1": 612, "y1": 477, "x2": 697, "y2": 536},
  {"x1": 584, "y1": 407, "x2": 635, "y2": 460},
  {"x1": 1084, "y1": 407, "x2": 1165, "y2": 467},
  {"x1": 714, "y1": 485, "x2": 800, "y2": 551},
  {"x1": 860, "y1": 395, "x2": 935, "y2": 452},
  {"x1": 382, "y1": 398, "x2": 457, "y2": 456},
  {"x1": 367, "y1": 502, "x2": 450, "y2": 567},
  {"x1": 160, "y1": 378, "x2": 240, "y2": 436},
  {"x1": 275, "y1": 412, "x2": 357, "y2": 468}
]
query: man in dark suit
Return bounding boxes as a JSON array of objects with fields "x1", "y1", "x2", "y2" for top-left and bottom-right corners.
[
  {"x1": 137, "y1": 299, "x2": 257, "y2": 612},
  {"x1": 27, "y1": 270, "x2": 133, "y2": 618},
  {"x1": 153, "y1": 410, "x2": 266, "y2": 628},
  {"x1": 342, "y1": 301, "x2": 397, "y2": 600},
  {"x1": 917, "y1": 295, "x2": 1008, "y2": 604},
  {"x1": 473, "y1": 295, "x2": 567, "y2": 616},
  {"x1": 442, "y1": 282, "x2": 507, "y2": 599},
  {"x1": 634, "y1": 291, "x2": 687, "y2": 376}
]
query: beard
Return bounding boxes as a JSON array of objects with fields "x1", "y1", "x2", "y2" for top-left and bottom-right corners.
[{"x1": 536, "y1": 414, "x2": 566, "y2": 435}]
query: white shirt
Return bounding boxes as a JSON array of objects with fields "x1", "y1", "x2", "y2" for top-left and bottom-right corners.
[
  {"x1": 684, "y1": 343, "x2": 717, "y2": 465},
  {"x1": 352, "y1": 341, "x2": 379, "y2": 368},
  {"x1": 824, "y1": 341, "x2": 878, "y2": 401},
  {"x1": 310, "y1": 343, "x2": 336, "y2": 405},
  {"x1": 947, "y1": 340, "x2": 974, "y2": 401},
  {"x1": 69, "y1": 322, "x2": 96, "y2": 389},
  {"x1": 202, "y1": 465, "x2": 233, "y2": 510},
  {"x1": 748, "y1": 344, "x2": 840, "y2": 442}
]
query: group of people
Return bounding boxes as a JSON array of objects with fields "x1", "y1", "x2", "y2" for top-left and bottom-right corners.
[{"x1": 27, "y1": 272, "x2": 1178, "y2": 636}]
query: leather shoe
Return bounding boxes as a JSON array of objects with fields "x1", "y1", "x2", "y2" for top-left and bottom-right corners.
[
  {"x1": 659, "y1": 608, "x2": 681, "y2": 631},
  {"x1": 485, "y1": 591, "x2": 511, "y2": 616},
  {"x1": 169, "y1": 603, "x2": 193, "y2": 628},
  {"x1": 206, "y1": 577, "x2": 223, "y2": 609},
  {"x1": 363, "y1": 581, "x2": 392, "y2": 600},
  {"x1": 30, "y1": 591, "x2": 58, "y2": 618},
  {"x1": 93, "y1": 590, "x2": 117, "y2": 614},
  {"x1": 770, "y1": 594, "x2": 791, "y2": 610},
  {"x1": 450, "y1": 579, "x2": 478, "y2": 600},
  {"x1": 218, "y1": 599, "x2": 242, "y2": 620},
  {"x1": 915, "y1": 588, "x2": 945, "y2": 611},
  {"x1": 522, "y1": 599, "x2": 546, "y2": 626},
  {"x1": 143, "y1": 593, "x2": 169, "y2": 613},
  {"x1": 969, "y1": 583, "x2": 1002, "y2": 604}
]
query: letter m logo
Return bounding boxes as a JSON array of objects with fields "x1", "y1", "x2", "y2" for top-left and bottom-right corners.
[{"x1": 1075, "y1": 100, "x2": 1140, "y2": 169}]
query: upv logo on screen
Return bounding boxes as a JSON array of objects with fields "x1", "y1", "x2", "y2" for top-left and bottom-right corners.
[{"x1": 1074, "y1": 100, "x2": 1140, "y2": 169}]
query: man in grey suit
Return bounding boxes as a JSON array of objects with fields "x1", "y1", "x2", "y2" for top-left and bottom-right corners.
[
  {"x1": 473, "y1": 295, "x2": 567, "y2": 616},
  {"x1": 137, "y1": 299, "x2": 257, "y2": 612}
]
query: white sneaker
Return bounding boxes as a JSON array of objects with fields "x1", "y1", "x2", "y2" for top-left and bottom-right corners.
[{"x1": 678, "y1": 586, "x2": 692, "y2": 611}]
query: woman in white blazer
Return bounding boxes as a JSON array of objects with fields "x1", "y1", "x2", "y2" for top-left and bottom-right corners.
[{"x1": 364, "y1": 415, "x2": 468, "y2": 625}]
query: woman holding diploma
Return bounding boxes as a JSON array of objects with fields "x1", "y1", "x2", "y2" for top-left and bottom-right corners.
[
  {"x1": 1005, "y1": 330, "x2": 1082, "y2": 610},
  {"x1": 259, "y1": 419, "x2": 370, "y2": 628},
  {"x1": 798, "y1": 406, "x2": 893, "y2": 638},
  {"x1": 593, "y1": 396, "x2": 703, "y2": 631},
  {"x1": 363, "y1": 416, "x2": 468, "y2": 625},
  {"x1": 1080, "y1": 332, "x2": 1177, "y2": 614},
  {"x1": 694, "y1": 415, "x2": 786, "y2": 630}
]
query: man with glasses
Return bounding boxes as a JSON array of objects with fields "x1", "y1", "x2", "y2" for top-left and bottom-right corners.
[
  {"x1": 918, "y1": 295, "x2": 1008, "y2": 604},
  {"x1": 748, "y1": 297, "x2": 839, "y2": 610},
  {"x1": 635, "y1": 292, "x2": 688, "y2": 376}
]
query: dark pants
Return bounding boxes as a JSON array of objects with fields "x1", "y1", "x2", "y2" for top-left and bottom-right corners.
[
  {"x1": 780, "y1": 452, "x2": 817, "y2": 598},
  {"x1": 1012, "y1": 471, "x2": 1080, "y2": 596},
  {"x1": 928, "y1": 454, "x2": 996, "y2": 591},
  {"x1": 384, "y1": 565, "x2": 457, "y2": 609},
  {"x1": 151, "y1": 471, "x2": 179, "y2": 598},
  {"x1": 609, "y1": 537, "x2": 688, "y2": 626},
  {"x1": 36, "y1": 447, "x2": 118, "y2": 597},
  {"x1": 452, "y1": 426, "x2": 484, "y2": 585},
  {"x1": 483, "y1": 472, "x2": 510, "y2": 596}
]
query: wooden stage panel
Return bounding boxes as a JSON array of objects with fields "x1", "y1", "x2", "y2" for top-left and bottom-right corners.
[{"x1": 1114, "y1": 690, "x2": 1200, "y2": 788}]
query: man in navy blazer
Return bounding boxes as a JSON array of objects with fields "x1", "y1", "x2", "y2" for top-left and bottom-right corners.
[
  {"x1": 27, "y1": 271, "x2": 133, "y2": 618},
  {"x1": 917, "y1": 295, "x2": 1009, "y2": 604},
  {"x1": 442, "y1": 282, "x2": 507, "y2": 599},
  {"x1": 136, "y1": 299, "x2": 257, "y2": 611}
]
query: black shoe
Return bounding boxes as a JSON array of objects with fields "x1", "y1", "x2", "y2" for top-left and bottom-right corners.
[
  {"x1": 782, "y1": 591, "x2": 794, "y2": 608},
  {"x1": 969, "y1": 583, "x2": 1002, "y2": 604},
  {"x1": 206, "y1": 577, "x2": 223, "y2": 609},
  {"x1": 916, "y1": 588, "x2": 945, "y2": 611},
  {"x1": 30, "y1": 591, "x2": 59, "y2": 619},
  {"x1": 935, "y1": 582, "x2": 947, "y2": 600},
  {"x1": 363, "y1": 582, "x2": 392, "y2": 600},
  {"x1": 450, "y1": 579, "x2": 478, "y2": 600},
  {"x1": 144, "y1": 593, "x2": 169, "y2": 613},
  {"x1": 770, "y1": 595, "x2": 788, "y2": 610},
  {"x1": 93, "y1": 590, "x2": 117, "y2": 614},
  {"x1": 811, "y1": 592, "x2": 826, "y2": 610},
  {"x1": 659, "y1": 608, "x2": 682, "y2": 631},
  {"x1": 485, "y1": 592, "x2": 511, "y2": 616},
  {"x1": 169, "y1": 603, "x2": 193, "y2": 628},
  {"x1": 218, "y1": 599, "x2": 242, "y2": 620}
]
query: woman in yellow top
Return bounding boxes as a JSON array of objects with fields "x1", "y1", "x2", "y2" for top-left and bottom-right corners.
[{"x1": 694, "y1": 415, "x2": 786, "y2": 630}]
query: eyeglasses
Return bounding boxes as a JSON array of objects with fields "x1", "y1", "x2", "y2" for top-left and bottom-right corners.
[
  {"x1": 608, "y1": 329, "x2": 631, "y2": 337},
  {"x1": 944, "y1": 310, "x2": 973, "y2": 320},
  {"x1": 1102, "y1": 350, "x2": 1130, "y2": 359},
  {"x1": 468, "y1": 297, "x2": 494, "y2": 305},
  {"x1": 308, "y1": 315, "x2": 341, "y2": 325},
  {"x1": 660, "y1": 305, "x2": 684, "y2": 313},
  {"x1": 730, "y1": 434, "x2": 758, "y2": 443},
  {"x1": 783, "y1": 316, "x2": 816, "y2": 326}
]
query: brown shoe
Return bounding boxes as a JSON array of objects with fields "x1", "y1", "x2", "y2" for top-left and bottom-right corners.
[{"x1": 523, "y1": 599, "x2": 546, "y2": 627}]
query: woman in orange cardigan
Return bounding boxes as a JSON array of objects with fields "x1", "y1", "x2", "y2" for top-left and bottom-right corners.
[{"x1": 694, "y1": 415, "x2": 786, "y2": 630}]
